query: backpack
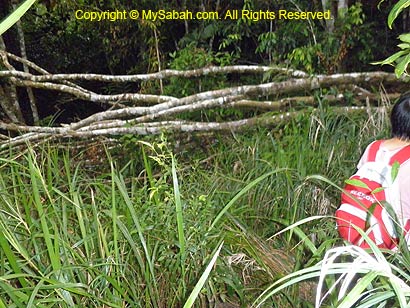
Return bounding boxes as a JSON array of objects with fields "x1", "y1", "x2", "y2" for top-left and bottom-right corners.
[{"x1": 336, "y1": 140, "x2": 410, "y2": 249}]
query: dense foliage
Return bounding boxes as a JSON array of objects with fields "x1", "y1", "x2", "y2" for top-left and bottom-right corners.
[{"x1": 18, "y1": 0, "x2": 400, "y2": 75}]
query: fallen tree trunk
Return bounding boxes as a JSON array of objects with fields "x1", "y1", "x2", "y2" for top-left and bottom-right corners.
[
  {"x1": 0, "y1": 106, "x2": 386, "y2": 152},
  {"x1": 0, "y1": 50, "x2": 407, "y2": 148},
  {"x1": 0, "y1": 69, "x2": 403, "y2": 105}
]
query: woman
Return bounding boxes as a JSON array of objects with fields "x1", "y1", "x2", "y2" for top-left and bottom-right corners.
[{"x1": 336, "y1": 94, "x2": 410, "y2": 249}]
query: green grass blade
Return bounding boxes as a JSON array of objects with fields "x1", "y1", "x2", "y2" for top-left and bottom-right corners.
[
  {"x1": 337, "y1": 271, "x2": 378, "y2": 308},
  {"x1": 252, "y1": 265, "x2": 323, "y2": 307},
  {"x1": 388, "y1": 0, "x2": 410, "y2": 28},
  {"x1": 113, "y1": 172, "x2": 159, "y2": 307},
  {"x1": 355, "y1": 291, "x2": 395, "y2": 308},
  {"x1": 28, "y1": 152, "x2": 60, "y2": 273},
  {"x1": 389, "y1": 277, "x2": 409, "y2": 308},
  {"x1": 141, "y1": 144, "x2": 160, "y2": 206},
  {"x1": 0, "y1": 226, "x2": 28, "y2": 288},
  {"x1": 110, "y1": 162, "x2": 119, "y2": 264},
  {"x1": 183, "y1": 241, "x2": 224, "y2": 308},
  {"x1": 268, "y1": 215, "x2": 328, "y2": 254},
  {"x1": 209, "y1": 168, "x2": 288, "y2": 231},
  {"x1": 172, "y1": 156, "x2": 186, "y2": 293},
  {"x1": 0, "y1": 217, "x2": 38, "y2": 273},
  {"x1": 0, "y1": 0, "x2": 37, "y2": 35},
  {"x1": 0, "y1": 280, "x2": 28, "y2": 308},
  {"x1": 27, "y1": 279, "x2": 44, "y2": 307},
  {"x1": 68, "y1": 191, "x2": 90, "y2": 258},
  {"x1": 305, "y1": 174, "x2": 343, "y2": 191},
  {"x1": 0, "y1": 297, "x2": 7, "y2": 308}
]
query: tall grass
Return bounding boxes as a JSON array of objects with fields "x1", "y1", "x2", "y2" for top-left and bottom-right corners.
[
  {"x1": 0, "y1": 100, "x2": 394, "y2": 306},
  {"x1": 0, "y1": 143, "x2": 229, "y2": 306},
  {"x1": 250, "y1": 100, "x2": 410, "y2": 307}
]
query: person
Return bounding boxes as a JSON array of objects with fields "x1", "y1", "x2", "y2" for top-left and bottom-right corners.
[
  {"x1": 336, "y1": 94, "x2": 410, "y2": 249},
  {"x1": 357, "y1": 94, "x2": 410, "y2": 222}
]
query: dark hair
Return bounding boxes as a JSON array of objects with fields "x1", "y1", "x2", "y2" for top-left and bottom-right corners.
[{"x1": 391, "y1": 93, "x2": 410, "y2": 140}]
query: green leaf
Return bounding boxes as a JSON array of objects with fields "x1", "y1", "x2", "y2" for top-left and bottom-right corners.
[
  {"x1": 365, "y1": 203, "x2": 378, "y2": 230},
  {"x1": 388, "y1": 0, "x2": 410, "y2": 29},
  {"x1": 269, "y1": 215, "x2": 327, "y2": 255},
  {"x1": 371, "y1": 50, "x2": 407, "y2": 65},
  {"x1": 0, "y1": 226, "x2": 29, "y2": 290},
  {"x1": 395, "y1": 52, "x2": 410, "y2": 77},
  {"x1": 183, "y1": 242, "x2": 223, "y2": 308},
  {"x1": 391, "y1": 161, "x2": 400, "y2": 182},
  {"x1": 338, "y1": 272, "x2": 379, "y2": 308},
  {"x1": 172, "y1": 156, "x2": 187, "y2": 295},
  {"x1": 209, "y1": 168, "x2": 288, "y2": 231},
  {"x1": 398, "y1": 43, "x2": 410, "y2": 49},
  {"x1": 371, "y1": 187, "x2": 385, "y2": 194},
  {"x1": 345, "y1": 178, "x2": 370, "y2": 190},
  {"x1": 378, "y1": 0, "x2": 388, "y2": 10},
  {"x1": 0, "y1": 0, "x2": 37, "y2": 36},
  {"x1": 399, "y1": 33, "x2": 410, "y2": 43}
]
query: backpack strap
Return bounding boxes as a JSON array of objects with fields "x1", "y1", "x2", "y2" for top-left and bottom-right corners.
[
  {"x1": 367, "y1": 140, "x2": 383, "y2": 162},
  {"x1": 389, "y1": 144, "x2": 410, "y2": 165},
  {"x1": 367, "y1": 140, "x2": 410, "y2": 166}
]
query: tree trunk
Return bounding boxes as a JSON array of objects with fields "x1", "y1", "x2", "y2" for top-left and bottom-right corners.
[
  {"x1": 321, "y1": 0, "x2": 335, "y2": 32},
  {"x1": 337, "y1": 0, "x2": 348, "y2": 18},
  {"x1": 0, "y1": 36, "x2": 25, "y2": 124},
  {"x1": 12, "y1": 2, "x2": 39, "y2": 124}
]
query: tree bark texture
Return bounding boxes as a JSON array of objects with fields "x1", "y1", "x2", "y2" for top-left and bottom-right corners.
[
  {"x1": 0, "y1": 50, "x2": 406, "y2": 150},
  {"x1": 12, "y1": 2, "x2": 39, "y2": 124},
  {"x1": 0, "y1": 38, "x2": 24, "y2": 123}
]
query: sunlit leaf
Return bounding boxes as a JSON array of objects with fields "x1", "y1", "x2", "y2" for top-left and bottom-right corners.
[
  {"x1": 0, "y1": 0, "x2": 37, "y2": 36},
  {"x1": 183, "y1": 242, "x2": 223, "y2": 308},
  {"x1": 399, "y1": 33, "x2": 410, "y2": 43},
  {"x1": 371, "y1": 186, "x2": 385, "y2": 194},
  {"x1": 391, "y1": 161, "x2": 400, "y2": 182},
  {"x1": 395, "y1": 52, "x2": 410, "y2": 77},
  {"x1": 345, "y1": 178, "x2": 370, "y2": 190},
  {"x1": 398, "y1": 43, "x2": 410, "y2": 49},
  {"x1": 388, "y1": 0, "x2": 410, "y2": 28},
  {"x1": 372, "y1": 50, "x2": 407, "y2": 66},
  {"x1": 338, "y1": 272, "x2": 379, "y2": 308}
]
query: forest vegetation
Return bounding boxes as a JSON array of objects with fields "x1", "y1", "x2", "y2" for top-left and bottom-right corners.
[{"x1": 1, "y1": 0, "x2": 410, "y2": 307}]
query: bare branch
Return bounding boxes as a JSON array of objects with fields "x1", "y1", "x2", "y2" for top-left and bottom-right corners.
[
  {"x1": 11, "y1": 79, "x2": 177, "y2": 105},
  {"x1": 229, "y1": 93, "x2": 401, "y2": 110},
  {"x1": 0, "y1": 106, "x2": 383, "y2": 152},
  {"x1": 0, "y1": 64, "x2": 309, "y2": 83},
  {"x1": 0, "y1": 57, "x2": 403, "y2": 151},
  {"x1": 1, "y1": 51, "x2": 92, "y2": 93},
  {"x1": 12, "y1": 2, "x2": 39, "y2": 124},
  {"x1": 0, "y1": 38, "x2": 24, "y2": 123},
  {"x1": 73, "y1": 94, "x2": 244, "y2": 131}
]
